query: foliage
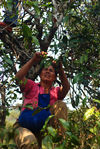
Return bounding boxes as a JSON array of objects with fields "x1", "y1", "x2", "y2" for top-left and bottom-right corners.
[
  {"x1": 1, "y1": 103, "x2": 100, "y2": 148},
  {"x1": 0, "y1": 109, "x2": 20, "y2": 149},
  {"x1": 0, "y1": 0, "x2": 100, "y2": 148},
  {"x1": 42, "y1": 104, "x2": 100, "y2": 149},
  {"x1": 0, "y1": 126, "x2": 17, "y2": 149}
]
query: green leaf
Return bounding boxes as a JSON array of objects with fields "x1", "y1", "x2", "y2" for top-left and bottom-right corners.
[
  {"x1": 25, "y1": 1, "x2": 40, "y2": 15},
  {"x1": 32, "y1": 107, "x2": 43, "y2": 116},
  {"x1": 96, "y1": 121, "x2": 100, "y2": 128},
  {"x1": 82, "y1": 97, "x2": 88, "y2": 107},
  {"x1": 47, "y1": 127, "x2": 57, "y2": 137},
  {"x1": 73, "y1": 73, "x2": 83, "y2": 84},
  {"x1": 66, "y1": 131, "x2": 72, "y2": 137},
  {"x1": 83, "y1": 107, "x2": 95, "y2": 121},
  {"x1": 80, "y1": 55, "x2": 84, "y2": 64},
  {"x1": 80, "y1": 54, "x2": 88, "y2": 64},
  {"x1": 93, "y1": 99, "x2": 100, "y2": 104},
  {"x1": 33, "y1": 1, "x2": 40, "y2": 15},
  {"x1": 7, "y1": 0, "x2": 13, "y2": 11},
  {"x1": 42, "y1": 115, "x2": 54, "y2": 131},
  {"x1": 97, "y1": 136, "x2": 100, "y2": 145},
  {"x1": 24, "y1": 104, "x2": 33, "y2": 110},
  {"x1": 42, "y1": 135, "x2": 53, "y2": 149},
  {"x1": 23, "y1": 79, "x2": 27, "y2": 85},
  {"x1": 4, "y1": 58, "x2": 13, "y2": 65},
  {"x1": 71, "y1": 134, "x2": 80, "y2": 145},
  {"x1": 41, "y1": 2, "x2": 52, "y2": 8},
  {"x1": 89, "y1": 126, "x2": 97, "y2": 135},
  {"x1": 66, "y1": 131, "x2": 80, "y2": 145},
  {"x1": 59, "y1": 119, "x2": 70, "y2": 130},
  {"x1": 75, "y1": 95, "x2": 80, "y2": 106},
  {"x1": 22, "y1": 24, "x2": 32, "y2": 39},
  {"x1": 32, "y1": 36, "x2": 39, "y2": 45},
  {"x1": 84, "y1": 54, "x2": 88, "y2": 62},
  {"x1": 63, "y1": 15, "x2": 69, "y2": 23}
]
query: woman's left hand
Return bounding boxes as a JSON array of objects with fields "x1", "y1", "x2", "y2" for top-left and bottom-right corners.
[{"x1": 52, "y1": 60, "x2": 62, "y2": 71}]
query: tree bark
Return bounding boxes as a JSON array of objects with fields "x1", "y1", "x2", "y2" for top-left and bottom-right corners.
[{"x1": 0, "y1": 86, "x2": 6, "y2": 127}]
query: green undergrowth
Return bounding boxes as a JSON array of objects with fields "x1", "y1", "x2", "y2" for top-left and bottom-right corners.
[{"x1": 0, "y1": 105, "x2": 100, "y2": 149}]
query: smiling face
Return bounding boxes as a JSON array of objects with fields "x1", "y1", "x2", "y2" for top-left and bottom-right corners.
[{"x1": 40, "y1": 65, "x2": 56, "y2": 84}]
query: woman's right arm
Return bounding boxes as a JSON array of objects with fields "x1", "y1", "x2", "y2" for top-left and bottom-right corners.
[{"x1": 15, "y1": 52, "x2": 44, "y2": 85}]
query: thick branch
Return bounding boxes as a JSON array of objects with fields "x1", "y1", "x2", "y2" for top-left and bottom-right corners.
[{"x1": 0, "y1": 28, "x2": 31, "y2": 58}]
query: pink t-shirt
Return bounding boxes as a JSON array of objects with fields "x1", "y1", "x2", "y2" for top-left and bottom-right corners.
[{"x1": 21, "y1": 79, "x2": 60, "y2": 111}]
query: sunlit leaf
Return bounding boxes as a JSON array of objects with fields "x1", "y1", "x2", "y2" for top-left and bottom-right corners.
[
  {"x1": 93, "y1": 99, "x2": 100, "y2": 104},
  {"x1": 89, "y1": 127, "x2": 97, "y2": 135},
  {"x1": 83, "y1": 107, "x2": 96, "y2": 121}
]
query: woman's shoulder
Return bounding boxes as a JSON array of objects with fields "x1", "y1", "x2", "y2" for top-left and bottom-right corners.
[
  {"x1": 21, "y1": 79, "x2": 38, "y2": 92},
  {"x1": 27, "y1": 79, "x2": 37, "y2": 85},
  {"x1": 51, "y1": 86, "x2": 60, "y2": 92}
]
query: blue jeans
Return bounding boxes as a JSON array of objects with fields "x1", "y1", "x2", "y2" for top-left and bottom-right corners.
[{"x1": 3, "y1": 0, "x2": 18, "y2": 26}]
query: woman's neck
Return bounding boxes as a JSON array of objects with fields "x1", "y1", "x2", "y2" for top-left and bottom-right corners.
[{"x1": 40, "y1": 81, "x2": 52, "y2": 93}]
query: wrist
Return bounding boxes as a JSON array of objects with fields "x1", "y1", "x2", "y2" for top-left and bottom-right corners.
[{"x1": 33, "y1": 55, "x2": 42, "y2": 65}]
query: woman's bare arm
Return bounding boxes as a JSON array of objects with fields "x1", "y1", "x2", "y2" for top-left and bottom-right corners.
[
  {"x1": 15, "y1": 52, "x2": 43, "y2": 84},
  {"x1": 58, "y1": 62, "x2": 70, "y2": 100}
]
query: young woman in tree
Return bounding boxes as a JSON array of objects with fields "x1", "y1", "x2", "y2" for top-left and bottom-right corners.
[{"x1": 14, "y1": 52, "x2": 70, "y2": 149}]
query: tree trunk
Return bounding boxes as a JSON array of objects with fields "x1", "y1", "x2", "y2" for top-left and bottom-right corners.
[{"x1": 0, "y1": 86, "x2": 6, "y2": 127}]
